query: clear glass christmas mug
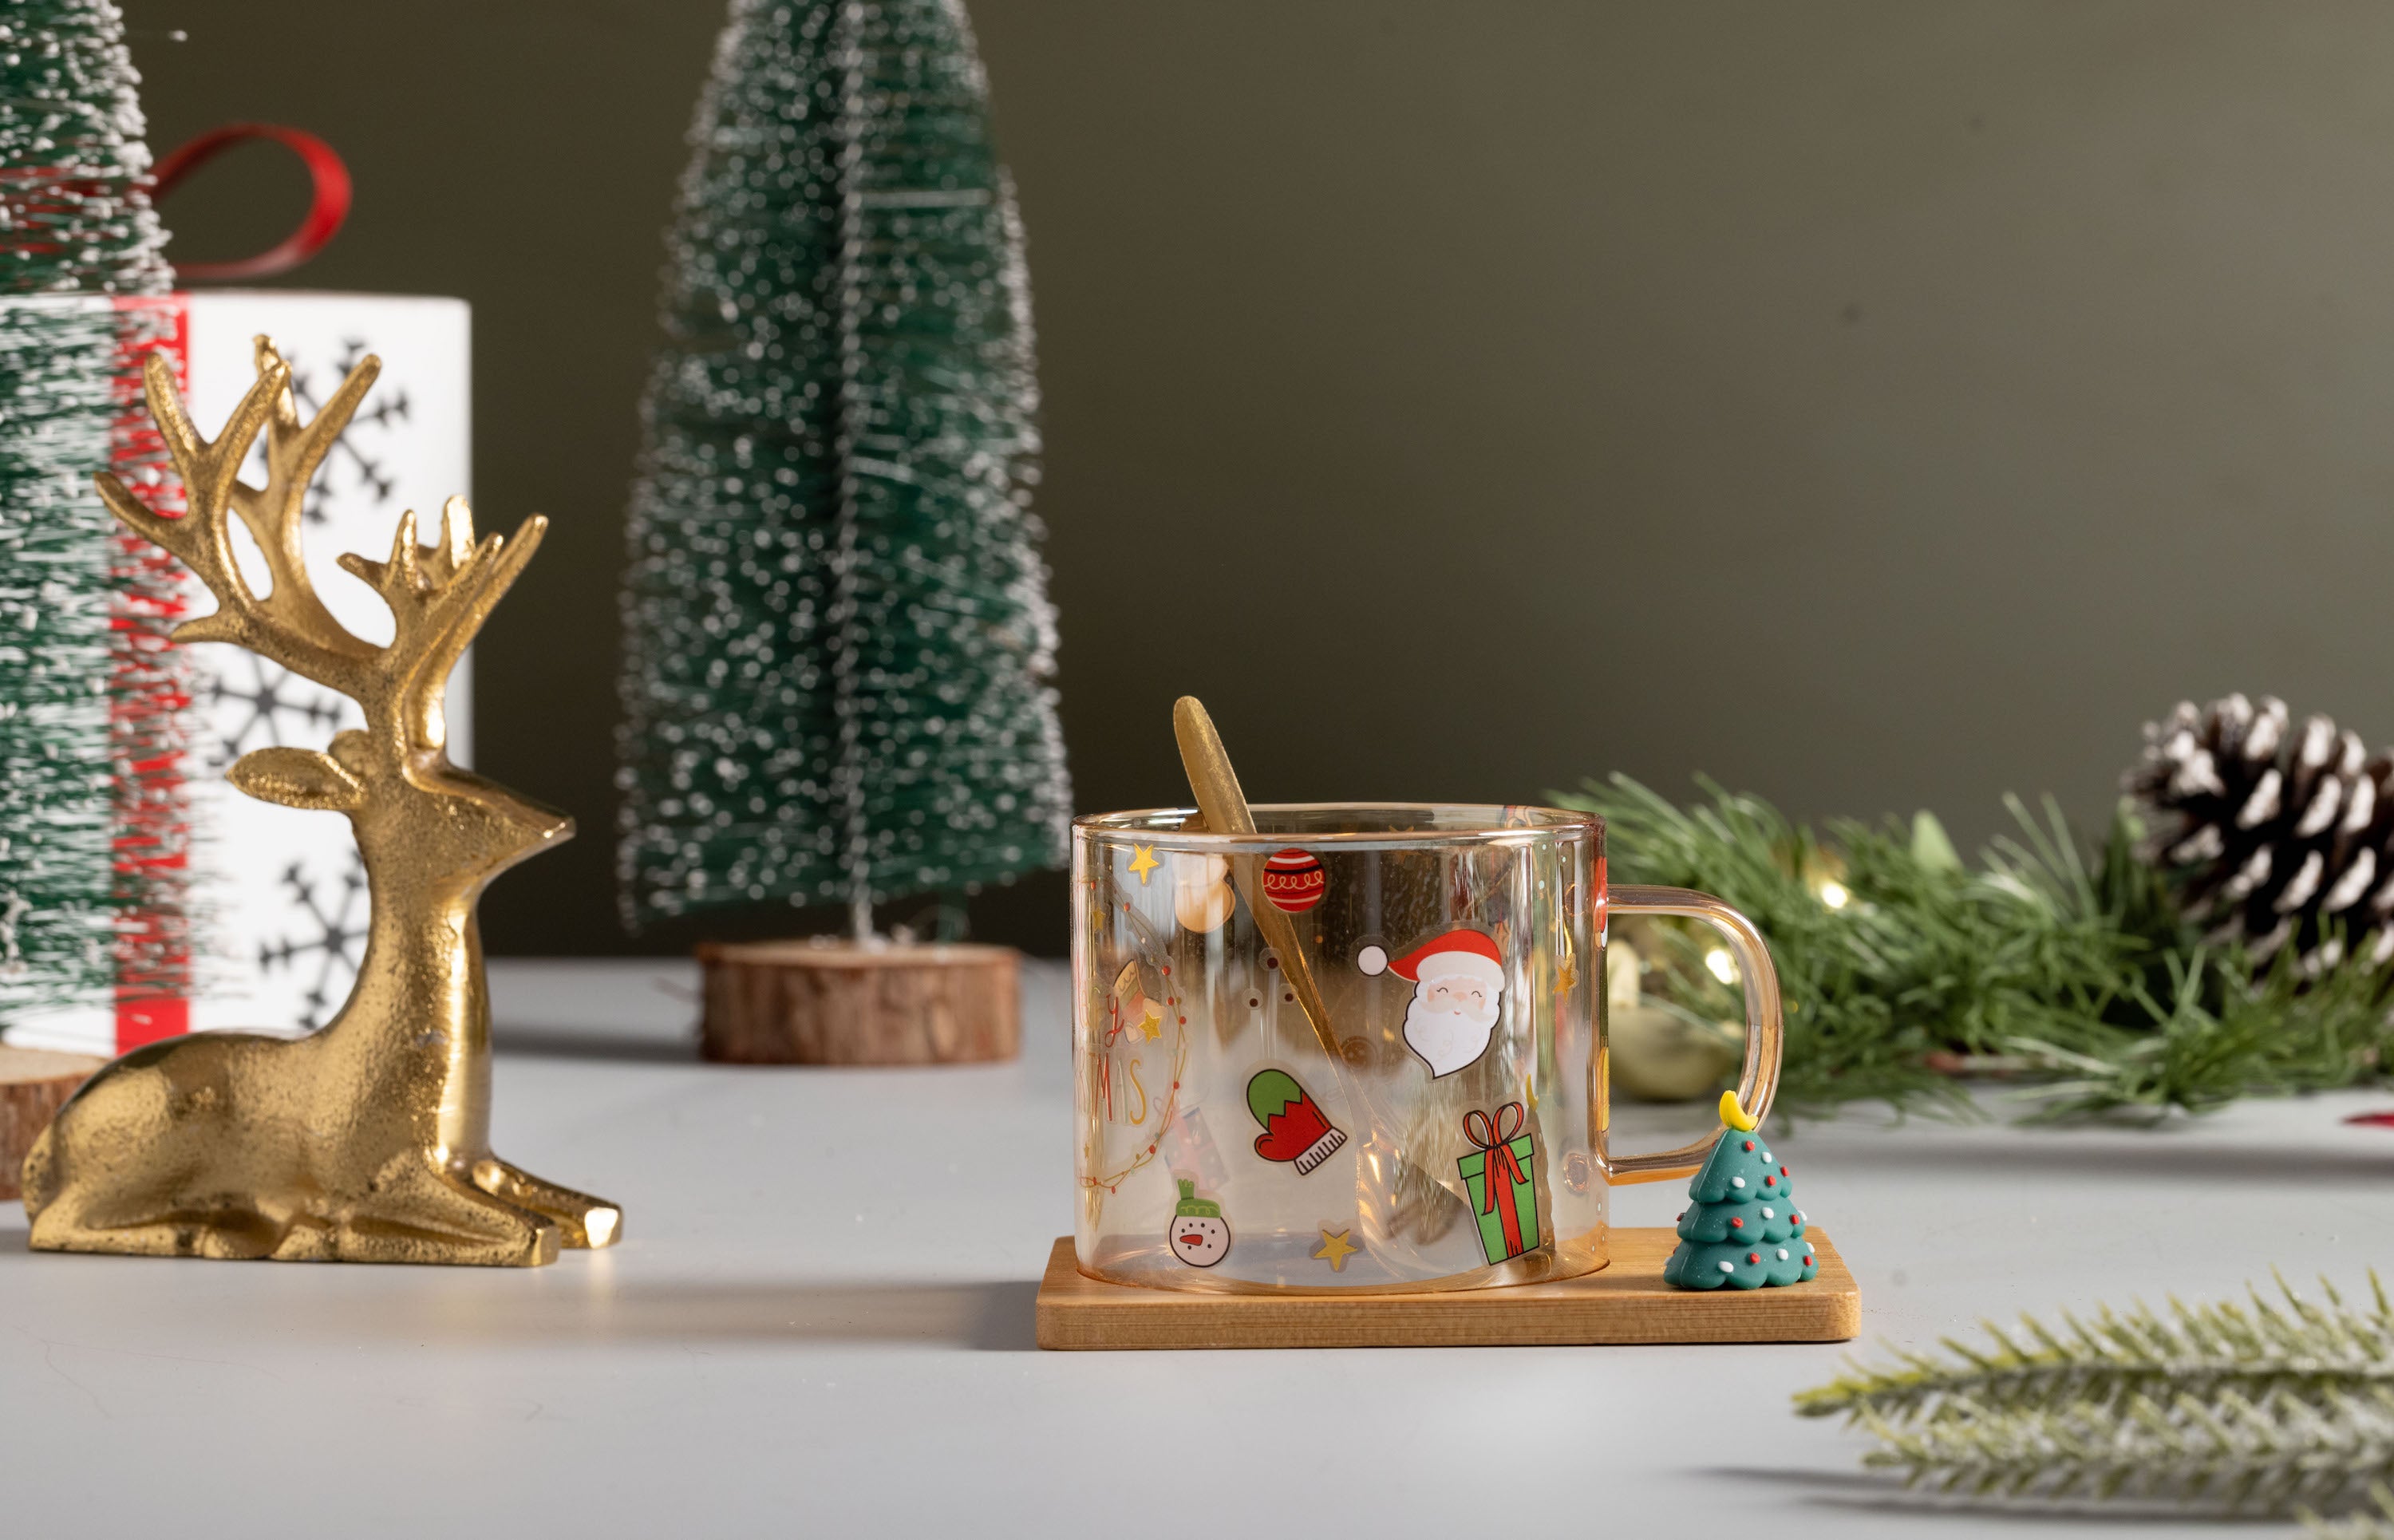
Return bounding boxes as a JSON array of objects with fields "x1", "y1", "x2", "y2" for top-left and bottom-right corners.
[{"x1": 1071, "y1": 804, "x2": 1784, "y2": 1293}]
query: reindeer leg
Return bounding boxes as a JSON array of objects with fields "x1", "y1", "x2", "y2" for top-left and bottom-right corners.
[
  {"x1": 30, "y1": 1206, "x2": 282, "y2": 1260},
  {"x1": 470, "y1": 1157, "x2": 622, "y2": 1249},
  {"x1": 334, "y1": 1167, "x2": 560, "y2": 1267}
]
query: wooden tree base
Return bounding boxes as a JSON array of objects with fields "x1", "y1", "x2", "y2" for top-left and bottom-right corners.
[
  {"x1": 0, "y1": 1046, "x2": 105, "y2": 1200},
  {"x1": 697, "y1": 940, "x2": 1021, "y2": 1064}
]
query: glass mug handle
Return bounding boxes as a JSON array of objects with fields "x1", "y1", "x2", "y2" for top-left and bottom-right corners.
[{"x1": 1604, "y1": 884, "x2": 1785, "y2": 1185}]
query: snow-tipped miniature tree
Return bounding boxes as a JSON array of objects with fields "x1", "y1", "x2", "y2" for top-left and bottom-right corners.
[
  {"x1": 0, "y1": 0, "x2": 183, "y2": 1028},
  {"x1": 617, "y1": 0, "x2": 1069, "y2": 939}
]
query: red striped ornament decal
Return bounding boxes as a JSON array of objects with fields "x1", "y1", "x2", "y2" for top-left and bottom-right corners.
[{"x1": 1262, "y1": 848, "x2": 1325, "y2": 913}]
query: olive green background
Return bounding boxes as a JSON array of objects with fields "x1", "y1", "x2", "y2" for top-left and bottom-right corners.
[{"x1": 120, "y1": 2, "x2": 2394, "y2": 956}]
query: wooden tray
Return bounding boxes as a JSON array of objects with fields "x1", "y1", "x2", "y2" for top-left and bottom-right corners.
[{"x1": 1035, "y1": 1226, "x2": 1859, "y2": 1349}]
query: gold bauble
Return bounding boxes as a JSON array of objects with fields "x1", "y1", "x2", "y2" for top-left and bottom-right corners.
[{"x1": 1605, "y1": 937, "x2": 1740, "y2": 1102}]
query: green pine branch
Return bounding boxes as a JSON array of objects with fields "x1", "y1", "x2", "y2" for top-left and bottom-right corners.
[
  {"x1": 1558, "y1": 773, "x2": 2394, "y2": 1120},
  {"x1": 1800, "y1": 1277, "x2": 2394, "y2": 1519},
  {"x1": 1799, "y1": 1274, "x2": 2394, "y2": 1424},
  {"x1": 1849, "y1": 1387, "x2": 2394, "y2": 1510},
  {"x1": 2307, "y1": 1485, "x2": 2394, "y2": 1538}
]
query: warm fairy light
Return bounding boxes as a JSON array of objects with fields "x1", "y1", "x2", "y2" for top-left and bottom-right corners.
[
  {"x1": 1817, "y1": 880, "x2": 1851, "y2": 910},
  {"x1": 1705, "y1": 947, "x2": 1738, "y2": 985}
]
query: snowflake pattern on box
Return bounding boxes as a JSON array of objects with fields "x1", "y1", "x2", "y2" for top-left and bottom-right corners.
[
  {"x1": 199, "y1": 652, "x2": 349, "y2": 775},
  {"x1": 263, "y1": 338, "x2": 409, "y2": 524},
  {"x1": 176, "y1": 294, "x2": 472, "y2": 1037},
  {"x1": 260, "y1": 852, "x2": 369, "y2": 1030}
]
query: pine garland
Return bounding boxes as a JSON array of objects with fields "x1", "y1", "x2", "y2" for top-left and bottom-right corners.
[
  {"x1": 1558, "y1": 774, "x2": 2394, "y2": 1119},
  {"x1": 1799, "y1": 1277, "x2": 2394, "y2": 1522},
  {"x1": 0, "y1": 0, "x2": 182, "y2": 1022},
  {"x1": 617, "y1": 0, "x2": 1069, "y2": 937}
]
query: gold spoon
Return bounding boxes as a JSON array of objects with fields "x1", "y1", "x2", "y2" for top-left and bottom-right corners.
[{"x1": 1172, "y1": 696, "x2": 1341, "y2": 1060}]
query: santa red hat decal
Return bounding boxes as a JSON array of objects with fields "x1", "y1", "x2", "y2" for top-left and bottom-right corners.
[{"x1": 1357, "y1": 929, "x2": 1505, "y2": 1078}]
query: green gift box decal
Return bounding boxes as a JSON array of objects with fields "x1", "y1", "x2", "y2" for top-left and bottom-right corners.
[{"x1": 1456, "y1": 1102, "x2": 1540, "y2": 1265}]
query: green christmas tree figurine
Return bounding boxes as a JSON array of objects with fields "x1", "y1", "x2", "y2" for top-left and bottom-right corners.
[
  {"x1": 0, "y1": 0, "x2": 184, "y2": 1027},
  {"x1": 1661, "y1": 1091, "x2": 1817, "y2": 1290},
  {"x1": 615, "y1": 0, "x2": 1069, "y2": 939}
]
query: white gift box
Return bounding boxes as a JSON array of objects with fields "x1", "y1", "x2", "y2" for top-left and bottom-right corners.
[{"x1": 4, "y1": 291, "x2": 470, "y2": 1054}]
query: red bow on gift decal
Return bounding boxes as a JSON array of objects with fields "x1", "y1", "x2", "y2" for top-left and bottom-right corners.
[{"x1": 1464, "y1": 1101, "x2": 1530, "y2": 1254}]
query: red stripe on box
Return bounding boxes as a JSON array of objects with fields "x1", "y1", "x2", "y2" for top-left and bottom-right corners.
[{"x1": 109, "y1": 296, "x2": 193, "y2": 1053}]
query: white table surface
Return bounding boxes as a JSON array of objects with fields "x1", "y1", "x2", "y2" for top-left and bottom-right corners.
[{"x1": 2, "y1": 957, "x2": 2384, "y2": 1537}]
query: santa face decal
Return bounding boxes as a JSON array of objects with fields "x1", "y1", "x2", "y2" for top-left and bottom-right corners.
[
  {"x1": 1358, "y1": 928, "x2": 1506, "y2": 1079},
  {"x1": 1167, "y1": 1178, "x2": 1231, "y2": 1266}
]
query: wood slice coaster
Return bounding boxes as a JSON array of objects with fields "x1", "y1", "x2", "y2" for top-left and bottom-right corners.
[
  {"x1": 1034, "y1": 1226, "x2": 1859, "y2": 1349},
  {"x1": 0, "y1": 1046, "x2": 105, "y2": 1201},
  {"x1": 697, "y1": 940, "x2": 1020, "y2": 1064}
]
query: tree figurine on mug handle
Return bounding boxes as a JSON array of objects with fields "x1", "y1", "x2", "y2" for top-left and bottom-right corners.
[{"x1": 20, "y1": 340, "x2": 619, "y2": 1266}]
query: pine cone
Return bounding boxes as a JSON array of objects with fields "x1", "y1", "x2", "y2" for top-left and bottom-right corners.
[{"x1": 2128, "y1": 694, "x2": 2394, "y2": 970}]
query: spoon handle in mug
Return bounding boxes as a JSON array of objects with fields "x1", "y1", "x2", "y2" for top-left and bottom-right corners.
[{"x1": 1171, "y1": 696, "x2": 1342, "y2": 1060}]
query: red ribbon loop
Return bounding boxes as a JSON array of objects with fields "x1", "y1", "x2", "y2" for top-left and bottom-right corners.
[
  {"x1": 1463, "y1": 1101, "x2": 1525, "y2": 1153},
  {"x1": 1464, "y1": 1101, "x2": 1529, "y2": 1218},
  {"x1": 152, "y1": 124, "x2": 352, "y2": 282}
]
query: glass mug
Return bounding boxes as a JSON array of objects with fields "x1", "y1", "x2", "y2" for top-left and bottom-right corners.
[{"x1": 1071, "y1": 804, "x2": 1784, "y2": 1293}]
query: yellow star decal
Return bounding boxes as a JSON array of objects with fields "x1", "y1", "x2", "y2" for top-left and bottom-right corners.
[
  {"x1": 1136, "y1": 1008, "x2": 1163, "y2": 1041},
  {"x1": 1312, "y1": 1226, "x2": 1361, "y2": 1272},
  {"x1": 1126, "y1": 844, "x2": 1161, "y2": 885}
]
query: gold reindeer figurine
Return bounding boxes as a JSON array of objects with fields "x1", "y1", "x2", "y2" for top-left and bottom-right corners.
[{"x1": 20, "y1": 341, "x2": 620, "y2": 1266}]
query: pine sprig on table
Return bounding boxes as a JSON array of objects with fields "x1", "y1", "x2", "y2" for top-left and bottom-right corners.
[
  {"x1": 1557, "y1": 774, "x2": 2394, "y2": 1119},
  {"x1": 2307, "y1": 1485, "x2": 2394, "y2": 1538},
  {"x1": 1801, "y1": 1277, "x2": 2394, "y2": 1519},
  {"x1": 1796, "y1": 1274, "x2": 2394, "y2": 1424},
  {"x1": 1847, "y1": 1388, "x2": 2394, "y2": 1509}
]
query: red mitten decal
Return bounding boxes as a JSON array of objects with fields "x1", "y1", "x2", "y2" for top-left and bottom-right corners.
[{"x1": 1247, "y1": 1068, "x2": 1348, "y2": 1176}]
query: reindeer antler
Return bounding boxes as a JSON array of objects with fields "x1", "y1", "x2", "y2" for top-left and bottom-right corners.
[
  {"x1": 339, "y1": 496, "x2": 546, "y2": 752},
  {"x1": 234, "y1": 338, "x2": 384, "y2": 655},
  {"x1": 97, "y1": 342, "x2": 547, "y2": 756},
  {"x1": 99, "y1": 349, "x2": 376, "y2": 701}
]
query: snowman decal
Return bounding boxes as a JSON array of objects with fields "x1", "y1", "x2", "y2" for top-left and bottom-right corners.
[
  {"x1": 1357, "y1": 928, "x2": 1506, "y2": 1079},
  {"x1": 1167, "y1": 1178, "x2": 1231, "y2": 1267}
]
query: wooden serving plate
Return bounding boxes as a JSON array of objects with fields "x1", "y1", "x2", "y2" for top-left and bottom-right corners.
[{"x1": 1034, "y1": 1226, "x2": 1859, "y2": 1349}]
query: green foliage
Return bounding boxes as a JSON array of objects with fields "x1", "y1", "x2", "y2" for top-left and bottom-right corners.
[
  {"x1": 0, "y1": 0, "x2": 171, "y2": 295},
  {"x1": 1798, "y1": 1277, "x2": 2394, "y2": 1519},
  {"x1": 0, "y1": 0, "x2": 177, "y2": 1021},
  {"x1": 1557, "y1": 774, "x2": 2394, "y2": 1119},
  {"x1": 2308, "y1": 1485, "x2": 2394, "y2": 1538},
  {"x1": 618, "y1": 0, "x2": 1069, "y2": 934}
]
